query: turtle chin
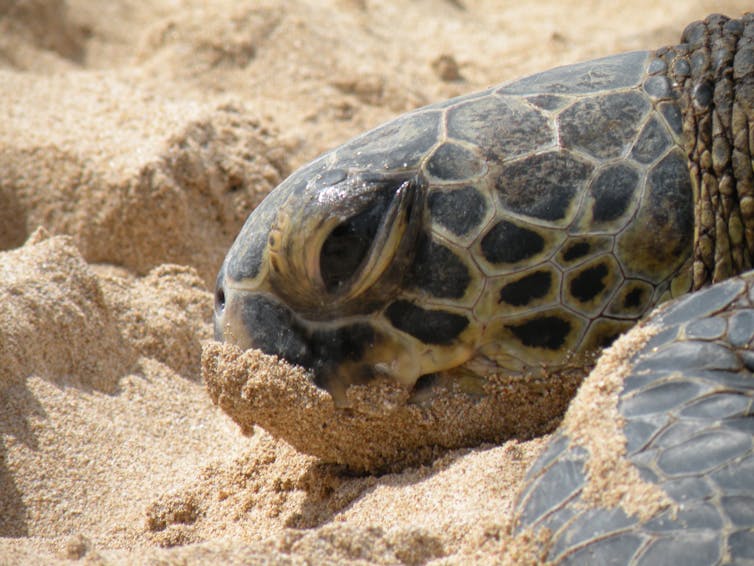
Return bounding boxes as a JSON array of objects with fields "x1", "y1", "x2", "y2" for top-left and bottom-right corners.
[
  {"x1": 214, "y1": 283, "x2": 399, "y2": 404},
  {"x1": 214, "y1": 285, "x2": 313, "y2": 368}
]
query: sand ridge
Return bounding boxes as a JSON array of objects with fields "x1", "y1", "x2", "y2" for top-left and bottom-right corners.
[{"x1": 1, "y1": 1, "x2": 751, "y2": 563}]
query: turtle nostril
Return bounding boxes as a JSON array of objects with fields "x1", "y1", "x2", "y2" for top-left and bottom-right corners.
[{"x1": 215, "y1": 286, "x2": 226, "y2": 312}]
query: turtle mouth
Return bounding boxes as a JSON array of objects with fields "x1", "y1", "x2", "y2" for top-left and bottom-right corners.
[
  {"x1": 215, "y1": 282, "x2": 313, "y2": 368},
  {"x1": 215, "y1": 281, "x2": 398, "y2": 398}
]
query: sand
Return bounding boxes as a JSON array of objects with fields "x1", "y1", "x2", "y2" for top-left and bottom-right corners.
[{"x1": 1, "y1": 1, "x2": 751, "y2": 564}]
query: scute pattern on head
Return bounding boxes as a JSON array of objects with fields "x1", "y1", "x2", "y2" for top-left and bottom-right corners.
[{"x1": 215, "y1": 47, "x2": 701, "y2": 395}]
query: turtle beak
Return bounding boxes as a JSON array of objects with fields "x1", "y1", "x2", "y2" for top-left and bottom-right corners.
[{"x1": 213, "y1": 266, "x2": 313, "y2": 366}]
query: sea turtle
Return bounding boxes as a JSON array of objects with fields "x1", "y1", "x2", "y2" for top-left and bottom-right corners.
[
  {"x1": 214, "y1": 13, "x2": 753, "y2": 401},
  {"x1": 213, "y1": 13, "x2": 753, "y2": 563}
]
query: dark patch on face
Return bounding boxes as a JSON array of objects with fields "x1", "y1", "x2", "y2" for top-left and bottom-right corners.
[
  {"x1": 425, "y1": 142, "x2": 484, "y2": 181},
  {"x1": 310, "y1": 323, "x2": 376, "y2": 366},
  {"x1": 410, "y1": 234, "x2": 470, "y2": 299},
  {"x1": 386, "y1": 300, "x2": 468, "y2": 344},
  {"x1": 570, "y1": 263, "x2": 609, "y2": 302},
  {"x1": 624, "y1": 287, "x2": 644, "y2": 308},
  {"x1": 559, "y1": 91, "x2": 650, "y2": 160},
  {"x1": 239, "y1": 294, "x2": 312, "y2": 366},
  {"x1": 496, "y1": 151, "x2": 592, "y2": 222},
  {"x1": 499, "y1": 270, "x2": 552, "y2": 306},
  {"x1": 480, "y1": 220, "x2": 545, "y2": 264},
  {"x1": 507, "y1": 316, "x2": 571, "y2": 350},
  {"x1": 631, "y1": 115, "x2": 672, "y2": 164},
  {"x1": 427, "y1": 186, "x2": 488, "y2": 237},
  {"x1": 590, "y1": 163, "x2": 640, "y2": 223},
  {"x1": 562, "y1": 241, "x2": 590, "y2": 262},
  {"x1": 238, "y1": 293, "x2": 379, "y2": 382}
]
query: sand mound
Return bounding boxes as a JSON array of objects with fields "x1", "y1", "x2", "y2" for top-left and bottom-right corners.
[{"x1": 1, "y1": 1, "x2": 750, "y2": 563}]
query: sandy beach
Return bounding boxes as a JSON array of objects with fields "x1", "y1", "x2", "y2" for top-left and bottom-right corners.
[{"x1": 1, "y1": 1, "x2": 751, "y2": 563}]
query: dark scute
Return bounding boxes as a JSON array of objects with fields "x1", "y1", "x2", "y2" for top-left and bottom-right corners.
[
  {"x1": 620, "y1": 380, "x2": 704, "y2": 418},
  {"x1": 425, "y1": 142, "x2": 484, "y2": 180},
  {"x1": 525, "y1": 94, "x2": 569, "y2": 111},
  {"x1": 558, "y1": 533, "x2": 643, "y2": 565},
  {"x1": 570, "y1": 262, "x2": 608, "y2": 302},
  {"x1": 310, "y1": 323, "x2": 376, "y2": 366},
  {"x1": 319, "y1": 185, "x2": 392, "y2": 293},
  {"x1": 642, "y1": 75, "x2": 672, "y2": 99},
  {"x1": 729, "y1": 530, "x2": 754, "y2": 559},
  {"x1": 386, "y1": 300, "x2": 468, "y2": 344},
  {"x1": 590, "y1": 163, "x2": 640, "y2": 222},
  {"x1": 343, "y1": 110, "x2": 441, "y2": 169},
  {"x1": 632, "y1": 341, "x2": 741, "y2": 376},
  {"x1": 728, "y1": 310, "x2": 754, "y2": 346},
  {"x1": 480, "y1": 220, "x2": 545, "y2": 264},
  {"x1": 624, "y1": 286, "x2": 644, "y2": 308},
  {"x1": 631, "y1": 115, "x2": 672, "y2": 164},
  {"x1": 693, "y1": 80, "x2": 714, "y2": 108},
  {"x1": 559, "y1": 90, "x2": 650, "y2": 159},
  {"x1": 561, "y1": 241, "x2": 590, "y2": 262},
  {"x1": 658, "y1": 278, "x2": 745, "y2": 326},
  {"x1": 517, "y1": 458, "x2": 585, "y2": 527},
  {"x1": 684, "y1": 316, "x2": 727, "y2": 340},
  {"x1": 410, "y1": 234, "x2": 470, "y2": 299},
  {"x1": 680, "y1": 393, "x2": 751, "y2": 419},
  {"x1": 507, "y1": 316, "x2": 572, "y2": 350},
  {"x1": 647, "y1": 149, "x2": 694, "y2": 245},
  {"x1": 496, "y1": 151, "x2": 592, "y2": 221},
  {"x1": 637, "y1": 534, "x2": 721, "y2": 566},
  {"x1": 558, "y1": 507, "x2": 636, "y2": 548},
  {"x1": 239, "y1": 294, "x2": 311, "y2": 367},
  {"x1": 656, "y1": 430, "x2": 752, "y2": 476},
  {"x1": 446, "y1": 95, "x2": 552, "y2": 161},
  {"x1": 498, "y1": 51, "x2": 649, "y2": 95},
  {"x1": 720, "y1": 496, "x2": 754, "y2": 527},
  {"x1": 659, "y1": 101, "x2": 683, "y2": 135},
  {"x1": 427, "y1": 186, "x2": 488, "y2": 237},
  {"x1": 523, "y1": 433, "x2": 570, "y2": 479},
  {"x1": 499, "y1": 270, "x2": 552, "y2": 306}
]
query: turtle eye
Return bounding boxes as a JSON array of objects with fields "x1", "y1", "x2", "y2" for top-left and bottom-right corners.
[{"x1": 320, "y1": 197, "x2": 387, "y2": 293}]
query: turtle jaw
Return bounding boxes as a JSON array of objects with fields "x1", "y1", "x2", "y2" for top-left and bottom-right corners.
[
  {"x1": 214, "y1": 278, "x2": 313, "y2": 369},
  {"x1": 214, "y1": 274, "x2": 440, "y2": 404}
]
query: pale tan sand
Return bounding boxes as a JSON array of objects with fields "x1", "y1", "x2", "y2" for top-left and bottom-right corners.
[{"x1": 1, "y1": 1, "x2": 751, "y2": 563}]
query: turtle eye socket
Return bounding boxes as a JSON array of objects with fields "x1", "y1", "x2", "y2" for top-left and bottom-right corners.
[{"x1": 320, "y1": 197, "x2": 387, "y2": 293}]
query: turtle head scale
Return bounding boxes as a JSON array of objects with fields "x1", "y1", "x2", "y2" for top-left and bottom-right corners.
[{"x1": 213, "y1": 163, "x2": 434, "y2": 400}]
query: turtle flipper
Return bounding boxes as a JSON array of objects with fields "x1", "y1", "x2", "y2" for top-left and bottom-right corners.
[{"x1": 511, "y1": 270, "x2": 754, "y2": 564}]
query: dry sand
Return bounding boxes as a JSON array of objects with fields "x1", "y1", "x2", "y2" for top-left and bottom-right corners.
[{"x1": 1, "y1": 1, "x2": 751, "y2": 564}]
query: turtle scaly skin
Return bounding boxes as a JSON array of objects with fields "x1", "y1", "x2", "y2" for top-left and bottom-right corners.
[
  {"x1": 511, "y1": 271, "x2": 754, "y2": 564},
  {"x1": 215, "y1": 14, "x2": 752, "y2": 403}
]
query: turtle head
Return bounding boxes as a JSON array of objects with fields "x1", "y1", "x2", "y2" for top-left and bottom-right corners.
[{"x1": 214, "y1": 162, "x2": 433, "y2": 400}]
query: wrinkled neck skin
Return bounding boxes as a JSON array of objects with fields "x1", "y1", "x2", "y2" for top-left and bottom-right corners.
[{"x1": 661, "y1": 13, "x2": 754, "y2": 288}]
